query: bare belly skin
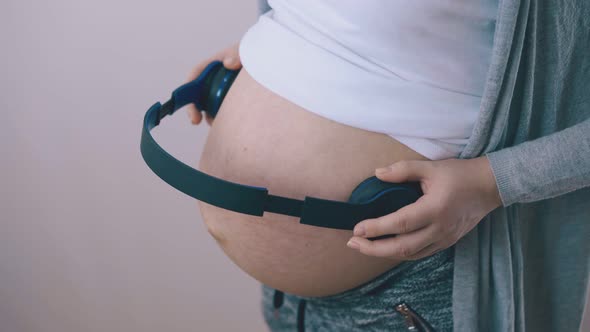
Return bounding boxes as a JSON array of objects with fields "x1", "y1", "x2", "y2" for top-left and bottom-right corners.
[{"x1": 197, "y1": 67, "x2": 430, "y2": 297}]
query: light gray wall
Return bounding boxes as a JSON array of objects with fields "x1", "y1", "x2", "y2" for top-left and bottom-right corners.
[
  {"x1": 1, "y1": 0, "x2": 588, "y2": 331},
  {"x1": 1, "y1": 0, "x2": 267, "y2": 331}
]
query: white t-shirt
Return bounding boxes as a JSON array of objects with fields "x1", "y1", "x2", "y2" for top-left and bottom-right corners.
[{"x1": 239, "y1": 0, "x2": 499, "y2": 159}]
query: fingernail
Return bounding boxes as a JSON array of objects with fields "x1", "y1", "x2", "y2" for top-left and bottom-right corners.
[
  {"x1": 353, "y1": 224, "x2": 365, "y2": 237},
  {"x1": 347, "y1": 239, "x2": 360, "y2": 250},
  {"x1": 375, "y1": 166, "x2": 391, "y2": 174},
  {"x1": 223, "y1": 57, "x2": 234, "y2": 66}
]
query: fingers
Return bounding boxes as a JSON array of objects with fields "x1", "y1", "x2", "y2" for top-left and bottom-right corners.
[
  {"x1": 401, "y1": 242, "x2": 444, "y2": 261},
  {"x1": 187, "y1": 108, "x2": 204, "y2": 125},
  {"x1": 375, "y1": 160, "x2": 433, "y2": 183},
  {"x1": 353, "y1": 197, "x2": 432, "y2": 238},
  {"x1": 186, "y1": 41, "x2": 242, "y2": 125},
  {"x1": 221, "y1": 42, "x2": 242, "y2": 70},
  {"x1": 204, "y1": 112, "x2": 214, "y2": 126},
  {"x1": 347, "y1": 225, "x2": 438, "y2": 260},
  {"x1": 185, "y1": 42, "x2": 240, "y2": 82}
]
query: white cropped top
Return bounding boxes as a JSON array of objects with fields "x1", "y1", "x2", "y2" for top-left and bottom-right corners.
[{"x1": 238, "y1": 0, "x2": 499, "y2": 160}]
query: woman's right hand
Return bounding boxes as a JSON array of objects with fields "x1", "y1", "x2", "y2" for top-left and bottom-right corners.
[{"x1": 185, "y1": 41, "x2": 242, "y2": 126}]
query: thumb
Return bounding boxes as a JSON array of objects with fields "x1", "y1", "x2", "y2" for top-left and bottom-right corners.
[{"x1": 375, "y1": 160, "x2": 431, "y2": 183}]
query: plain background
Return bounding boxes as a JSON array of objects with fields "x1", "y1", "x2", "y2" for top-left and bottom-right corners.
[
  {"x1": 1, "y1": 0, "x2": 267, "y2": 331},
  {"x1": 1, "y1": 0, "x2": 588, "y2": 331}
]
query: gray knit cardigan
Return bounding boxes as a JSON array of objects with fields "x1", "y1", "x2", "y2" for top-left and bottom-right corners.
[{"x1": 257, "y1": 1, "x2": 590, "y2": 331}]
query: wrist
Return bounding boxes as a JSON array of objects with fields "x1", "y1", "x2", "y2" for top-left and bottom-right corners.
[{"x1": 472, "y1": 156, "x2": 503, "y2": 210}]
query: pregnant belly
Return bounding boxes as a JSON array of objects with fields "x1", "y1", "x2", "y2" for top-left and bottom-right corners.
[{"x1": 196, "y1": 68, "x2": 430, "y2": 297}]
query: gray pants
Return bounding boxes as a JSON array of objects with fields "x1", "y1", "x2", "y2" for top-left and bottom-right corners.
[{"x1": 261, "y1": 246, "x2": 454, "y2": 331}]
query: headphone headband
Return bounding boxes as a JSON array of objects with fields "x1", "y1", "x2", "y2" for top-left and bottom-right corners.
[{"x1": 140, "y1": 61, "x2": 421, "y2": 230}]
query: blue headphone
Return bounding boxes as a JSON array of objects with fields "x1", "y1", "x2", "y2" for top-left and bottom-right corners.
[{"x1": 140, "y1": 61, "x2": 423, "y2": 237}]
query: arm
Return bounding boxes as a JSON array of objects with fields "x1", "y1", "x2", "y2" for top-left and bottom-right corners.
[
  {"x1": 485, "y1": 117, "x2": 590, "y2": 207},
  {"x1": 347, "y1": 118, "x2": 590, "y2": 260}
]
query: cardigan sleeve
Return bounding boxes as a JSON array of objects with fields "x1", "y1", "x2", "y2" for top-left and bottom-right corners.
[
  {"x1": 484, "y1": 117, "x2": 590, "y2": 207},
  {"x1": 257, "y1": 0, "x2": 271, "y2": 15}
]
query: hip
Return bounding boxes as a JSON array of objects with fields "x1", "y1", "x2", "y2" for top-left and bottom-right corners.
[{"x1": 261, "y1": 246, "x2": 455, "y2": 331}]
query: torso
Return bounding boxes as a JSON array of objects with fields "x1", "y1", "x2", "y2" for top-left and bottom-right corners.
[
  {"x1": 196, "y1": 68, "x2": 429, "y2": 297},
  {"x1": 237, "y1": 0, "x2": 497, "y2": 163}
]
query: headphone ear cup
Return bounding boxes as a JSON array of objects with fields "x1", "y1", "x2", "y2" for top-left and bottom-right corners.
[
  {"x1": 205, "y1": 66, "x2": 241, "y2": 118},
  {"x1": 348, "y1": 176, "x2": 405, "y2": 204},
  {"x1": 348, "y1": 176, "x2": 423, "y2": 240}
]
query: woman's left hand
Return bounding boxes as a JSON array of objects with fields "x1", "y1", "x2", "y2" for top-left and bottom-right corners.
[{"x1": 346, "y1": 156, "x2": 503, "y2": 260}]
